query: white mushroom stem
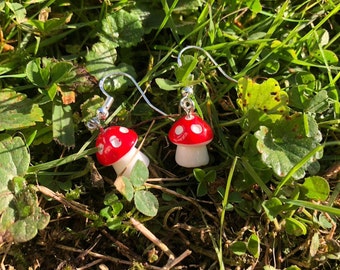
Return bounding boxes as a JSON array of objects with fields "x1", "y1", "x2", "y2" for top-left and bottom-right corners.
[
  {"x1": 112, "y1": 147, "x2": 150, "y2": 177},
  {"x1": 175, "y1": 144, "x2": 209, "y2": 168}
]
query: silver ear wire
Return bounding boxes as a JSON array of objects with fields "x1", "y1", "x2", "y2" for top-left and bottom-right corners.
[
  {"x1": 86, "y1": 72, "x2": 169, "y2": 130},
  {"x1": 177, "y1": 45, "x2": 238, "y2": 83},
  {"x1": 180, "y1": 86, "x2": 195, "y2": 117}
]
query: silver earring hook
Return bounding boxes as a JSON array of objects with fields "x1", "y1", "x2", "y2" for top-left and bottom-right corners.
[
  {"x1": 180, "y1": 86, "x2": 195, "y2": 117},
  {"x1": 177, "y1": 45, "x2": 238, "y2": 83},
  {"x1": 86, "y1": 71, "x2": 168, "y2": 130}
]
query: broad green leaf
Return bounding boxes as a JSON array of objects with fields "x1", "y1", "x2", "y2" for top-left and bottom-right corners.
[
  {"x1": 205, "y1": 170, "x2": 216, "y2": 183},
  {"x1": 0, "y1": 207, "x2": 15, "y2": 230},
  {"x1": 313, "y1": 49, "x2": 338, "y2": 65},
  {"x1": 52, "y1": 99, "x2": 75, "y2": 147},
  {"x1": 0, "y1": 192, "x2": 14, "y2": 213},
  {"x1": 50, "y1": 62, "x2": 74, "y2": 84},
  {"x1": 9, "y1": 219, "x2": 36, "y2": 242},
  {"x1": 8, "y1": 204, "x2": 50, "y2": 243},
  {"x1": 193, "y1": 168, "x2": 205, "y2": 182},
  {"x1": 114, "y1": 176, "x2": 134, "y2": 202},
  {"x1": 264, "y1": 59, "x2": 280, "y2": 75},
  {"x1": 288, "y1": 72, "x2": 316, "y2": 110},
  {"x1": 197, "y1": 182, "x2": 208, "y2": 197},
  {"x1": 155, "y1": 78, "x2": 180, "y2": 91},
  {"x1": 100, "y1": 10, "x2": 144, "y2": 48},
  {"x1": 237, "y1": 78, "x2": 289, "y2": 122},
  {"x1": 262, "y1": 197, "x2": 283, "y2": 221},
  {"x1": 6, "y1": 2, "x2": 26, "y2": 23},
  {"x1": 27, "y1": 124, "x2": 53, "y2": 146},
  {"x1": 0, "y1": 135, "x2": 30, "y2": 183},
  {"x1": 301, "y1": 176, "x2": 329, "y2": 201},
  {"x1": 305, "y1": 90, "x2": 330, "y2": 114},
  {"x1": 134, "y1": 190, "x2": 158, "y2": 217},
  {"x1": 47, "y1": 83, "x2": 58, "y2": 101},
  {"x1": 246, "y1": 0, "x2": 262, "y2": 13},
  {"x1": 240, "y1": 109, "x2": 273, "y2": 132},
  {"x1": 99, "y1": 63, "x2": 137, "y2": 92},
  {"x1": 247, "y1": 233, "x2": 260, "y2": 258},
  {"x1": 0, "y1": 90, "x2": 43, "y2": 131},
  {"x1": 255, "y1": 114, "x2": 322, "y2": 179},
  {"x1": 26, "y1": 58, "x2": 51, "y2": 87},
  {"x1": 230, "y1": 241, "x2": 247, "y2": 255},
  {"x1": 1, "y1": 184, "x2": 50, "y2": 243},
  {"x1": 85, "y1": 42, "x2": 117, "y2": 79},
  {"x1": 133, "y1": 2, "x2": 165, "y2": 34},
  {"x1": 175, "y1": 55, "x2": 198, "y2": 82},
  {"x1": 27, "y1": 58, "x2": 75, "y2": 98},
  {"x1": 285, "y1": 217, "x2": 307, "y2": 236},
  {"x1": 130, "y1": 160, "x2": 149, "y2": 187}
]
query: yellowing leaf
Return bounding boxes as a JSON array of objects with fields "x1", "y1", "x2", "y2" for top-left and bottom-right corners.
[
  {"x1": 58, "y1": 86, "x2": 76, "y2": 105},
  {"x1": 237, "y1": 78, "x2": 289, "y2": 122}
]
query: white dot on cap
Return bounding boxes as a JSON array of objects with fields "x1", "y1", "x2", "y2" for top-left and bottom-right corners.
[
  {"x1": 98, "y1": 143, "x2": 104, "y2": 154},
  {"x1": 119, "y1": 127, "x2": 129, "y2": 133},
  {"x1": 175, "y1": 125, "x2": 184, "y2": 135},
  {"x1": 191, "y1": 124, "x2": 203, "y2": 134},
  {"x1": 110, "y1": 135, "x2": 122, "y2": 148}
]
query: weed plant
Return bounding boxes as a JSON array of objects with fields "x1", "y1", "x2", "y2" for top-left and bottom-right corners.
[{"x1": 0, "y1": 0, "x2": 340, "y2": 269}]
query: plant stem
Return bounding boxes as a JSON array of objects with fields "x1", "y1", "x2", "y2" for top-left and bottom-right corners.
[{"x1": 218, "y1": 156, "x2": 238, "y2": 270}]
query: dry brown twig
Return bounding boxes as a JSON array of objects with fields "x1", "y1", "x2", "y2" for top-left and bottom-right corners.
[
  {"x1": 130, "y1": 217, "x2": 192, "y2": 270},
  {"x1": 36, "y1": 185, "x2": 95, "y2": 217}
]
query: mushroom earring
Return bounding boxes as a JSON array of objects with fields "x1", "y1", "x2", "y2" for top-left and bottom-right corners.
[
  {"x1": 168, "y1": 87, "x2": 213, "y2": 168},
  {"x1": 168, "y1": 46, "x2": 237, "y2": 168},
  {"x1": 87, "y1": 72, "x2": 168, "y2": 177}
]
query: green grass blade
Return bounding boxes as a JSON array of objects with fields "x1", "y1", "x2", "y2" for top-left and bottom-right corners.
[
  {"x1": 241, "y1": 157, "x2": 272, "y2": 197},
  {"x1": 28, "y1": 147, "x2": 98, "y2": 173},
  {"x1": 218, "y1": 156, "x2": 238, "y2": 269},
  {"x1": 282, "y1": 199, "x2": 340, "y2": 216}
]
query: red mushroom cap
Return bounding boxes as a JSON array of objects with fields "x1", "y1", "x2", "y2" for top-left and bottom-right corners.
[
  {"x1": 168, "y1": 114, "x2": 213, "y2": 146},
  {"x1": 95, "y1": 126, "x2": 138, "y2": 166}
]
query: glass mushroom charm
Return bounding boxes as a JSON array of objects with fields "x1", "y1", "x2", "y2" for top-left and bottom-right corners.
[
  {"x1": 169, "y1": 113, "x2": 213, "y2": 167},
  {"x1": 86, "y1": 72, "x2": 168, "y2": 177},
  {"x1": 169, "y1": 45, "x2": 238, "y2": 167},
  {"x1": 168, "y1": 87, "x2": 214, "y2": 167},
  {"x1": 95, "y1": 126, "x2": 149, "y2": 177}
]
